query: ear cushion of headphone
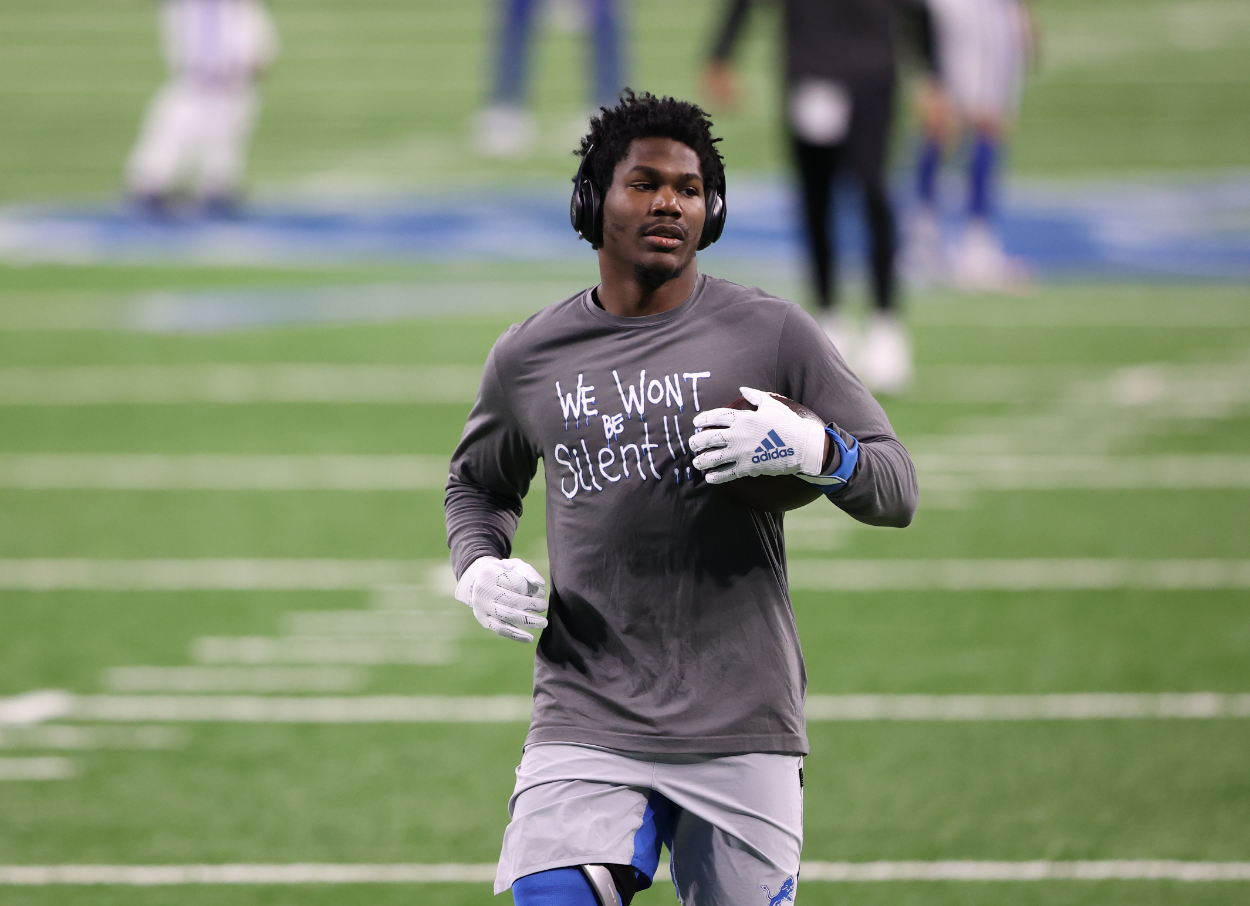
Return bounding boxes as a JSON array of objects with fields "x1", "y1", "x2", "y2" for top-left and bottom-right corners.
[
  {"x1": 569, "y1": 184, "x2": 584, "y2": 236},
  {"x1": 697, "y1": 189, "x2": 726, "y2": 251},
  {"x1": 585, "y1": 179, "x2": 603, "y2": 248},
  {"x1": 570, "y1": 168, "x2": 603, "y2": 248}
]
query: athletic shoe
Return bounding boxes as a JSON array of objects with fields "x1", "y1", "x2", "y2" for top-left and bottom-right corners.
[
  {"x1": 861, "y1": 313, "x2": 913, "y2": 395},
  {"x1": 951, "y1": 220, "x2": 1032, "y2": 294},
  {"x1": 200, "y1": 194, "x2": 243, "y2": 220},
  {"x1": 817, "y1": 310, "x2": 859, "y2": 372},
  {"x1": 902, "y1": 206, "x2": 947, "y2": 289},
  {"x1": 130, "y1": 191, "x2": 174, "y2": 220},
  {"x1": 473, "y1": 105, "x2": 536, "y2": 159}
]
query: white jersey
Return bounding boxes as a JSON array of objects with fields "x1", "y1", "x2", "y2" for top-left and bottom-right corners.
[
  {"x1": 928, "y1": 0, "x2": 1028, "y2": 118},
  {"x1": 161, "y1": 0, "x2": 279, "y2": 85}
]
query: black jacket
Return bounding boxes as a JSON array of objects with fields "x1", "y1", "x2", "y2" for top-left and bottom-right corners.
[{"x1": 710, "y1": 0, "x2": 936, "y2": 83}]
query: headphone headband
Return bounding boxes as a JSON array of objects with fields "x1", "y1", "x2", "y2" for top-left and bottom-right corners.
[{"x1": 570, "y1": 143, "x2": 726, "y2": 251}]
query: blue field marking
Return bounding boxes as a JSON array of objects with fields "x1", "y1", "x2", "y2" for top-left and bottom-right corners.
[
  {"x1": 0, "y1": 192, "x2": 586, "y2": 265},
  {"x1": 0, "y1": 175, "x2": 1247, "y2": 277}
]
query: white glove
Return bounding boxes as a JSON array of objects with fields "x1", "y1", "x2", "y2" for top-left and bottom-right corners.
[
  {"x1": 454, "y1": 556, "x2": 548, "y2": 643},
  {"x1": 689, "y1": 386, "x2": 827, "y2": 485}
]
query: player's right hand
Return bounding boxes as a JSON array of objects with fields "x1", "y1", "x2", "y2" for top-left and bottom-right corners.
[{"x1": 454, "y1": 556, "x2": 548, "y2": 643}]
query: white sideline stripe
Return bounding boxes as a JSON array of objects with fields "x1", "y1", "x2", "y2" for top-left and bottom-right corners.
[
  {"x1": 0, "y1": 559, "x2": 443, "y2": 590},
  {"x1": 6, "y1": 692, "x2": 1249, "y2": 725},
  {"x1": 0, "y1": 757, "x2": 75, "y2": 780},
  {"x1": 104, "y1": 667, "x2": 368, "y2": 694},
  {"x1": 0, "y1": 864, "x2": 496, "y2": 884},
  {"x1": 798, "y1": 861, "x2": 1250, "y2": 881},
  {"x1": 803, "y1": 693, "x2": 1250, "y2": 720},
  {"x1": 65, "y1": 695, "x2": 535, "y2": 723},
  {"x1": 913, "y1": 454, "x2": 1250, "y2": 490},
  {"x1": 191, "y1": 636, "x2": 457, "y2": 665},
  {"x1": 0, "y1": 365, "x2": 482, "y2": 405},
  {"x1": 3, "y1": 453, "x2": 1249, "y2": 491},
  {"x1": 0, "y1": 454, "x2": 450, "y2": 490},
  {"x1": 0, "y1": 725, "x2": 185, "y2": 750},
  {"x1": 1, "y1": 861, "x2": 1248, "y2": 885},
  {"x1": 1, "y1": 559, "x2": 1248, "y2": 592},
  {"x1": 282, "y1": 608, "x2": 461, "y2": 636},
  {"x1": 788, "y1": 559, "x2": 1250, "y2": 591},
  {"x1": 0, "y1": 690, "x2": 73, "y2": 725}
]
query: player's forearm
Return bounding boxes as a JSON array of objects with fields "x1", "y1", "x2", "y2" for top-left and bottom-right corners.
[
  {"x1": 445, "y1": 480, "x2": 522, "y2": 578},
  {"x1": 893, "y1": 0, "x2": 940, "y2": 76},
  {"x1": 825, "y1": 434, "x2": 918, "y2": 527},
  {"x1": 708, "y1": 0, "x2": 753, "y2": 62}
]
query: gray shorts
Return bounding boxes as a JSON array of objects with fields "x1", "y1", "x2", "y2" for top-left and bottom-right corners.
[{"x1": 495, "y1": 743, "x2": 804, "y2": 905}]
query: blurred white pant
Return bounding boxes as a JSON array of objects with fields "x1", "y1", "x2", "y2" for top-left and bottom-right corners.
[
  {"x1": 126, "y1": 78, "x2": 259, "y2": 199},
  {"x1": 929, "y1": 0, "x2": 1026, "y2": 120}
]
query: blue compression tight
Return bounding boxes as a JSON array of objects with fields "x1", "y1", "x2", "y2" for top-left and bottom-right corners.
[
  {"x1": 512, "y1": 867, "x2": 599, "y2": 906},
  {"x1": 491, "y1": 0, "x2": 623, "y2": 108},
  {"x1": 968, "y1": 133, "x2": 998, "y2": 218},
  {"x1": 917, "y1": 138, "x2": 941, "y2": 207}
]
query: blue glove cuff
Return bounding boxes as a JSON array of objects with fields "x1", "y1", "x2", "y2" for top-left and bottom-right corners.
[{"x1": 821, "y1": 427, "x2": 858, "y2": 491}]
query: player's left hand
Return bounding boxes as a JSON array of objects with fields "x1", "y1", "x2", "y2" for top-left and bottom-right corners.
[{"x1": 689, "y1": 386, "x2": 828, "y2": 484}]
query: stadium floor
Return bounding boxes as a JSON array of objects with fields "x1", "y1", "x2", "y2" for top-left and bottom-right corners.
[{"x1": 0, "y1": 263, "x2": 1247, "y2": 904}]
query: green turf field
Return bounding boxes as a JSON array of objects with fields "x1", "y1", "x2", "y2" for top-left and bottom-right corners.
[
  {"x1": 2, "y1": 0, "x2": 1249, "y2": 903},
  {"x1": 1, "y1": 269, "x2": 1247, "y2": 904},
  {"x1": 1, "y1": 0, "x2": 1248, "y2": 201}
]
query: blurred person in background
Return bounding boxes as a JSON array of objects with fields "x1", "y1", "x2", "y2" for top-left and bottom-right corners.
[
  {"x1": 904, "y1": 0, "x2": 1034, "y2": 292},
  {"x1": 705, "y1": 0, "x2": 933, "y2": 395},
  {"x1": 126, "y1": 0, "x2": 279, "y2": 217},
  {"x1": 476, "y1": 0, "x2": 625, "y2": 158}
]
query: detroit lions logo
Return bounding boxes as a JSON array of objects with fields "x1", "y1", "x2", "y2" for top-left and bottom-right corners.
[{"x1": 761, "y1": 876, "x2": 795, "y2": 906}]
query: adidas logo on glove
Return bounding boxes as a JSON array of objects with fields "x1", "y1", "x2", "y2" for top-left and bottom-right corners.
[{"x1": 751, "y1": 429, "x2": 795, "y2": 464}]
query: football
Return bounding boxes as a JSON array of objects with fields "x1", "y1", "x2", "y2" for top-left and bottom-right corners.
[{"x1": 710, "y1": 393, "x2": 827, "y2": 513}]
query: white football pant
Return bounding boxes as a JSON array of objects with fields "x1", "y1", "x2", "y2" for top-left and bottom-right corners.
[
  {"x1": 928, "y1": 0, "x2": 1027, "y2": 120},
  {"x1": 126, "y1": 78, "x2": 259, "y2": 199}
]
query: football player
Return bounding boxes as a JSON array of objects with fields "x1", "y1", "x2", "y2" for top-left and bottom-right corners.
[
  {"x1": 905, "y1": 0, "x2": 1035, "y2": 291},
  {"x1": 126, "y1": 0, "x2": 279, "y2": 216},
  {"x1": 445, "y1": 90, "x2": 917, "y2": 906},
  {"x1": 705, "y1": 0, "x2": 935, "y2": 394},
  {"x1": 475, "y1": 0, "x2": 625, "y2": 158}
]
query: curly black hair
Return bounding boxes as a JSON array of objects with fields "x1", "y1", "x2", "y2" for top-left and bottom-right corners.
[{"x1": 576, "y1": 89, "x2": 726, "y2": 199}]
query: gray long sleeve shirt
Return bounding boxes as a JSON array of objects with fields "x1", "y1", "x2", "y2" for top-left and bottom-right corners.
[{"x1": 445, "y1": 274, "x2": 916, "y2": 755}]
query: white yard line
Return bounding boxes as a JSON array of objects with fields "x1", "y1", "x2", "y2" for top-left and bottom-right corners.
[
  {"x1": 2, "y1": 453, "x2": 1248, "y2": 491},
  {"x1": 788, "y1": 559, "x2": 1250, "y2": 591},
  {"x1": 190, "y1": 636, "x2": 457, "y2": 665},
  {"x1": 0, "y1": 861, "x2": 1247, "y2": 884},
  {"x1": 0, "y1": 691, "x2": 73, "y2": 725},
  {"x1": 909, "y1": 297, "x2": 1250, "y2": 329},
  {"x1": 1, "y1": 558, "x2": 1247, "y2": 592},
  {"x1": 0, "y1": 559, "x2": 445, "y2": 590},
  {"x1": 0, "y1": 757, "x2": 75, "y2": 780},
  {"x1": 798, "y1": 861, "x2": 1250, "y2": 881},
  {"x1": 64, "y1": 695, "x2": 534, "y2": 723},
  {"x1": 0, "y1": 454, "x2": 451, "y2": 490},
  {"x1": 912, "y1": 454, "x2": 1250, "y2": 490},
  {"x1": 5, "y1": 692, "x2": 1249, "y2": 726},
  {"x1": 0, "y1": 864, "x2": 496, "y2": 884},
  {"x1": 103, "y1": 667, "x2": 367, "y2": 694},
  {"x1": 0, "y1": 365, "x2": 482, "y2": 404},
  {"x1": 0, "y1": 725, "x2": 184, "y2": 750},
  {"x1": 803, "y1": 693, "x2": 1250, "y2": 720}
]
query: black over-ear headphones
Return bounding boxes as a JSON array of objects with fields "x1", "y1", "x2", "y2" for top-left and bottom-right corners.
[{"x1": 570, "y1": 143, "x2": 727, "y2": 251}]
